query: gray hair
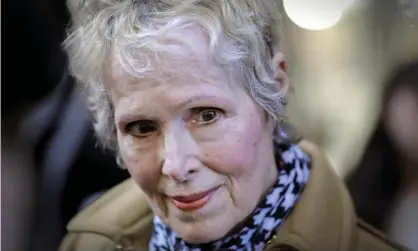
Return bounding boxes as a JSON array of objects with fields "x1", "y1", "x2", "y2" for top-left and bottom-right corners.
[{"x1": 64, "y1": 0, "x2": 293, "y2": 154}]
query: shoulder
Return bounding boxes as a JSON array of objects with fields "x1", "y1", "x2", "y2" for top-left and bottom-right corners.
[
  {"x1": 354, "y1": 219, "x2": 411, "y2": 251},
  {"x1": 59, "y1": 179, "x2": 153, "y2": 251},
  {"x1": 265, "y1": 140, "x2": 410, "y2": 251}
]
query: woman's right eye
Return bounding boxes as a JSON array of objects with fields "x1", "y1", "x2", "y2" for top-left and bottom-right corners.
[{"x1": 125, "y1": 120, "x2": 158, "y2": 137}]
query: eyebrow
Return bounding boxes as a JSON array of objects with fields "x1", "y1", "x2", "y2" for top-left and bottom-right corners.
[
  {"x1": 116, "y1": 113, "x2": 155, "y2": 126},
  {"x1": 172, "y1": 95, "x2": 222, "y2": 110}
]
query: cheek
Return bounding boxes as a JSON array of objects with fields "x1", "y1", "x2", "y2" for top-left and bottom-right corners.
[
  {"x1": 118, "y1": 135, "x2": 161, "y2": 193},
  {"x1": 204, "y1": 116, "x2": 265, "y2": 177}
]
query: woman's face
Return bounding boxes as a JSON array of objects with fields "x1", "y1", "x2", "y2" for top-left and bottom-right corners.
[
  {"x1": 106, "y1": 28, "x2": 279, "y2": 243},
  {"x1": 386, "y1": 86, "x2": 418, "y2": 163}
]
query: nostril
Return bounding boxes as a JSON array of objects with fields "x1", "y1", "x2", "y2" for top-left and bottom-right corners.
[{"x1": 169, "y1": 173, "x2": 187, "y2": 183}]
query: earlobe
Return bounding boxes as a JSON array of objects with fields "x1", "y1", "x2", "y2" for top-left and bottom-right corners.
[
  {"x1": 272, "y1": 52, "x2": 286, "y2": 76},
  {"x1": 279, "y1": 61, "x2": 286, "y2": 73},
  {"x1": 271, "y1": 52, "x2": 290, "y2": 94}
]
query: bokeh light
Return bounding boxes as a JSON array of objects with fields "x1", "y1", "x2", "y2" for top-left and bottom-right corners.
[{"x1": 283, "y1": 0, "x2": 355, "y2": 30}]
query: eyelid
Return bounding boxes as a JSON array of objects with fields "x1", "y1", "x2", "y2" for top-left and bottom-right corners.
[
  {"x1": 189, "y1": 107, "x2": 224, "y2": 124},
  {"x1": 124, "y1": 120, "x2": 159, "y2": 137},
  {"x1": 190, "y1": 107, "x2": 223, "y2": 113},
  {"x1": 118, "y1": 115, "x2": 158, "y2": 130}
]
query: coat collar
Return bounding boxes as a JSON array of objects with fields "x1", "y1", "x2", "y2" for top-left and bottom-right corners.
[
  {"x1": 266, "y1": 141, "x2": 357, "y2": 251},
  {"x1": 67, "y1": 141, "x2": 356, "y2": 250}
]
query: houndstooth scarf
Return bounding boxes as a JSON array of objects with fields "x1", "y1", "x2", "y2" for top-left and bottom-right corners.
[{"x1": 149, "y1": 143, "x2": 311, "y2": 251}]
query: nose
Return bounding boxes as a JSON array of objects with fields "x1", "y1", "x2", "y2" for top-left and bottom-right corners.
[{"x1": 161, "y1": 121, "x2": 198, "y2": 182}]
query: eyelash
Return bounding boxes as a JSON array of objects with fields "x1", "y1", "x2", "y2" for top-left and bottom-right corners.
[
  {"x1": 190, "y1": 107, "x2": 224, "y2": 125},
  {"x1": 125, "y1": 120, "x2": 159, "y2": 138},
  {"x1": 124, "y1": 107, "x2": 225, "y2": 137}
]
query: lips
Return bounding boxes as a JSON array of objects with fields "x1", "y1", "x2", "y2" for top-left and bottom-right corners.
[{"x1": 170, "y1": 187, "x2": 218, "y2": 211}]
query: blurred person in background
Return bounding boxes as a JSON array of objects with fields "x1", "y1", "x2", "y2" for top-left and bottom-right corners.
[
  {"x1": 347, "y1": 60, "x2": 418, "y2": 251},
  {"x1": 2, "y1": 1, "x2": 129, "y2": 250},
  {"x1": 58, "y1": 1, "x2": 409, "y2": 250},
  {"x1": 2, "y1": 0, "x2": 68, "y2": 250}
]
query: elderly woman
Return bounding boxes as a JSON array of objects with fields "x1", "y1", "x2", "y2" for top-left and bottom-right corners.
[{"x1": 59, "y1": 1, "x2": 407, "y2": 250}]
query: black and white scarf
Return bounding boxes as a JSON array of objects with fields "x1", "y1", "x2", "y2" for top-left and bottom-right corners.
[{"x1": 149, "y1": 143, "x2": 311, "y2": 251}]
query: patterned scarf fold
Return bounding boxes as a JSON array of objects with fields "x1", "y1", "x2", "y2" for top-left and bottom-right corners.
[{"x1": 149, "y1": 143, "x2": 311, "y2": 251}]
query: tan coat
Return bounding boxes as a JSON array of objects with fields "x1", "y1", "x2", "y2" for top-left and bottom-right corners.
[{"x1": 59, "y1": 141, "x2": 410, "y2": 251}]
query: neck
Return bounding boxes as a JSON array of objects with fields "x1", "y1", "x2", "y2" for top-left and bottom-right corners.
[
  {"x1": 224, "y1": 162, "x2": 279, "y2": 238},
  {"x1": 398, "y1": 155, "x2": 418, "y2": 185}
]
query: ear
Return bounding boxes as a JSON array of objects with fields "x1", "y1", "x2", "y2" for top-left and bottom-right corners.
[{"x1": 271, "y1": 52, "x2": 290, "y2": 95}]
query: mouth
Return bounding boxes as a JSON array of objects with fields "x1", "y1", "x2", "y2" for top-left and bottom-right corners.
[{"x1": 170, "y1": 187, "x2": 219, "y2": 211}]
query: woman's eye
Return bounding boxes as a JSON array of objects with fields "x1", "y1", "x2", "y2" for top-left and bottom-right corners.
[
  {"x1": 125, "y1": 120, "x2": 158, "y2": 137},
  {"x1": 192, "y1": 108, "x2": 223, "y2": 125}
]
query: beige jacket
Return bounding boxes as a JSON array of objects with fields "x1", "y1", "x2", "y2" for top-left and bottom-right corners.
[{"x1": 59, "y1": 141, "x2": 409, "y2": 251}]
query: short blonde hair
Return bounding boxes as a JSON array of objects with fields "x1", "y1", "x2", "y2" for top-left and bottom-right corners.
[{"x1": 64, "y1": 0, "x2": 290, "y2": 153}]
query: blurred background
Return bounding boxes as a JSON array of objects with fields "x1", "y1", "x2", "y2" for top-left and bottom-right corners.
[{"x1": 2, "y1": 0, "x2": 418, "y2": 250}]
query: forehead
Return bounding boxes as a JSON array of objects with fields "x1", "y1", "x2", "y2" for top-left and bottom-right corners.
[
  {"x1": 107, "y1": 26, "x2": 225, "y2": 88},
  {"x1": 105, "y1": 27, "x2": 240, "y2": 112}
]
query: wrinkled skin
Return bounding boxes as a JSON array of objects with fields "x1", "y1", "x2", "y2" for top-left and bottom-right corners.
[{"x1": 106, "y1": 28, "x2": 286, "y2": 243}]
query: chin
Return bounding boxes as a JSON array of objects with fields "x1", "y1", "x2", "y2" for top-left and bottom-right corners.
[
  {"x1": 169, "y1": 207, "x2": 234, "y2": 244},
  {"x1": 162, "y1": 187, "x2": 236, "y2": 244},
  {"x1": 177, "y1": 222, "x2": 228, "y2": 244}
]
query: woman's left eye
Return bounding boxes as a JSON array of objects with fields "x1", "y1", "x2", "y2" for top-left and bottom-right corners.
[{"x1": 191, "y1": 108, "x2": 223, "y2": 125}]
